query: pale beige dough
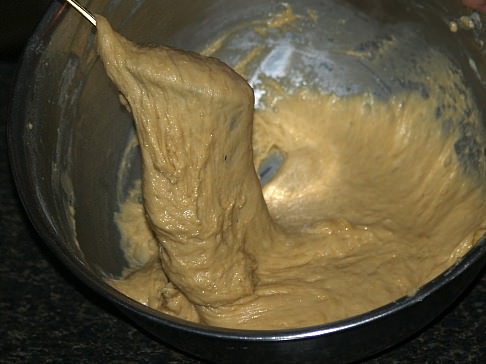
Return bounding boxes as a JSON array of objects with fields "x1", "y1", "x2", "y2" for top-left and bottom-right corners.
[{"x1": 96, "y1": 16, "x2": 486, "y2": 330}]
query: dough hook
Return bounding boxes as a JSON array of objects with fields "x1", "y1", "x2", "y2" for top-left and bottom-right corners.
[{"x1": 65, "y1": 0, "x2": 96, "y2": 26}]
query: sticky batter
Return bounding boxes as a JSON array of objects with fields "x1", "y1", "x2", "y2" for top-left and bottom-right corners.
[{"x1": 96, "y1": 16, "x2": 486, "y2": 329}]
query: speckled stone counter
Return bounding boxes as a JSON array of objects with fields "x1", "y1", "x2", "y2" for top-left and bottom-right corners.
[{"x1": 1, "y1": 59, "x2": 485, "y2": 363}]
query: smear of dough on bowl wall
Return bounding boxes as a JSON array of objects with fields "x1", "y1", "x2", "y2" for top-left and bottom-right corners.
[{"x1": 92, "y1": 5, "x2": 486, "y2": 330}]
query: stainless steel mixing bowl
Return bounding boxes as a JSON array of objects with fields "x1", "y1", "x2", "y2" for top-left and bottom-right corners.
[{"x1": 8, "y1": 0, "x2": 486, "y2": 362}]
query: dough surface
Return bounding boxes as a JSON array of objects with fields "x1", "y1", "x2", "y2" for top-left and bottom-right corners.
[{"x1": 96, "y1": 15, "x2": 486, "y2": 330}]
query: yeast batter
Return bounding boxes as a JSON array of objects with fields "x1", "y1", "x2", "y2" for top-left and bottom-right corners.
[{"x1": 96, "y1": 16, "x2": 486, "y2": 329}]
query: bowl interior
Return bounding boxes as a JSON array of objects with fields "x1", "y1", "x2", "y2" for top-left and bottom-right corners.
[{"x1": 32, "y1": 0, "x2": 486, "y2": 275}]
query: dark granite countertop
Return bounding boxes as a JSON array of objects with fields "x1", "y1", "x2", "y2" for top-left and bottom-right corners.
[{"x1": 1, "y1": 55, "x2": 486, "y2": 363}]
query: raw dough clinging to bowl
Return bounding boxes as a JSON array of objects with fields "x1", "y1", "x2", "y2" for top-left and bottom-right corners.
[{"x1": 95, "y1": 8, "x2": 486, "y2": 330}]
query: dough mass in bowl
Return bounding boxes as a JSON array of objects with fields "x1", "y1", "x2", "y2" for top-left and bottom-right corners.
[{"x1": 95, "y1": 15, "x2": 486, "y2": 330}]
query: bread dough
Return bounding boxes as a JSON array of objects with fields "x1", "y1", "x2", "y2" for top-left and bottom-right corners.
[{"x1": 96, "y1": 15, "x2": 486, "y2": 329}]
